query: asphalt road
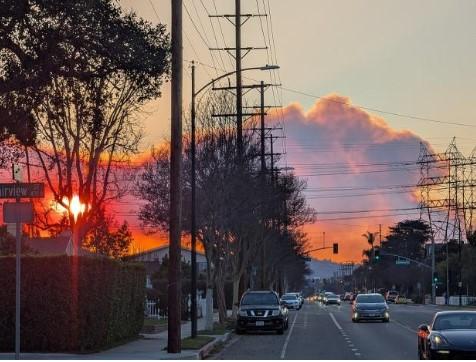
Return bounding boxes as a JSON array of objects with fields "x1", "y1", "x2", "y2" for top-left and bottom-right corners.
[{"x1": 213, "y1": 302, "x2": 445, "y2": 360}]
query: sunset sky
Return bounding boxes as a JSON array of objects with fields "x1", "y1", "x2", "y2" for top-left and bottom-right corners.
[
  {"x1": 117, "y1": 0, "x2": 476, "y2": 262},
  {"x1": 2, "y1": 1, "x2": 476, "y2": 263}
]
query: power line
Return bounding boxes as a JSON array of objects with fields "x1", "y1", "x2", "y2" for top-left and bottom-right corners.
[
  {"x1": 279, "y1": 86, "x2": 476, "y2": 128},
  {"x1": 317, "y1": 207, "x2": 419, "y2": 215},
  {"x1": 187, "y1": 60, "x2": 476, "y2": 129}
]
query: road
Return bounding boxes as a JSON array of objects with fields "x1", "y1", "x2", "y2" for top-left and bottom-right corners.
[{"x1": 213, "y1": 302, "x2": 444, "y2": 359}]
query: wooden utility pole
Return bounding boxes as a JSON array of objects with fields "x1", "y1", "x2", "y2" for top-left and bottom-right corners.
[
  {"x1": 168, "y1": 0, "x2": 183, "y2": 353},
  {"x1": 235, "y1": 0, "x2": 243, "y2": 157},
  {"x1": 190, "y1": 62, "x2": 197, "y2": 338}
]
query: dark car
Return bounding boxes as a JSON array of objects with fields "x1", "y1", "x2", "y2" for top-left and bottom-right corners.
[
  {"x1": 236, "y1": 290, "x2": 289, "y2": 334},
  {"x1": 418, "y1": 311, "x2": 476, "y2": 359},
  {"x1": 352, "y1": 293, "x2": 390, "y2": 323}
]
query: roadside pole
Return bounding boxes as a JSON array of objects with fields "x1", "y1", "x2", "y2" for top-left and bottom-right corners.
[
  {"x1": 168, "y1": 0, "x2": 183, "y2": 353},
  {"x1": 1, "y1": 181, "x2": 43, "y2": 360},
  {"x1": 15, "y1": 195, "x2": 20, "y2": 360}
]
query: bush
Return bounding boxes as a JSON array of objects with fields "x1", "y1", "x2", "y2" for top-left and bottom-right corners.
[{"x1": 0, "y1": 256, "x2": 145, "y2": 352}]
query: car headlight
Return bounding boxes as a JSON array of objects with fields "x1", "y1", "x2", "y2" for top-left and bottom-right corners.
[
  {"x1": 271, "y1": 309, "x2": 281, "y2": 316},
  {"x1": 430, "y1": 334, "x2": 450, "y2": 348},
  {"x1": 238, "y1": 310, "x2": 248, "y2": 317}
]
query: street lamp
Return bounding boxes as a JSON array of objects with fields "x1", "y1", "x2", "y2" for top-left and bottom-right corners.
[{"x1": 190, "y1": 62, "x2": 279, "y2": 337}]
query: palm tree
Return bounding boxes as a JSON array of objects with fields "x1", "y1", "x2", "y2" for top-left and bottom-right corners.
[{"x1": 362, "y1": 231, "x2": 377, "y2": 249}]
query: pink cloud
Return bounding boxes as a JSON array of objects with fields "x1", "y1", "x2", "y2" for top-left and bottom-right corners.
[{"x1": 268, "y1": 94, "x2": 432, "y2": 261}]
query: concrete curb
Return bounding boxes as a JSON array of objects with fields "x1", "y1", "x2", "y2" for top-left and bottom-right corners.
[{"x1": 196, "y1": 332, "x2": 232, "y2": 360}]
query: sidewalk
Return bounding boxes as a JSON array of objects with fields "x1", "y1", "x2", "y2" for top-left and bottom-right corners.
[{"x1": 0, "y1": 314, "x2": 220, "y2": 360}]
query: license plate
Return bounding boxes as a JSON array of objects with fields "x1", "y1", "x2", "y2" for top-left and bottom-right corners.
[{"x1": 256, "y1": 321, "x2": 265, "y2": 326}]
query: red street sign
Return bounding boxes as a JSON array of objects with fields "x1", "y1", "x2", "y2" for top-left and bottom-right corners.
[
  {"x1": 3, "y1": 202, "x2": 34, "y2": 223},
  {"x1": 0, "y1": 183, "x2": 44, "y2": 199}
]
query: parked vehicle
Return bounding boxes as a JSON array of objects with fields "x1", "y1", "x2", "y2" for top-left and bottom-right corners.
[
  {"x1": 281, "y1": 294, "x2": 301, "y2": 310},
  {"x1": 395, "y1": 295, "x2": 408, "y2": 304},
  {"x1": 236, "y1": 290, "x2": 289, "y2": 335},
  {"x1": 287, "y1": 292, "x2": 304, "y2": 307},
  {"x1": 352, "y1": 293, "x2": 390, "y2": 323},
  {"x1": 417, "y1": 311, "x2": 476, "y2": 359},
  {"x1": 386, "y1": 290, "x2": 399, "y2": 303}
]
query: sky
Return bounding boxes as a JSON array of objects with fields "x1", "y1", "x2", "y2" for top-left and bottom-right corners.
[
  {"x1": 115, "y1": 0, "x2": 476, "y2": 262},
  {"x1": 2, "y1": 0, "x2": 476, "y2": 262}
]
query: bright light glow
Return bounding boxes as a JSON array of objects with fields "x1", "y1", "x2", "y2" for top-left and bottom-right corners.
[{"x1": 62, "y1": 195, "x2": 86, "y2": 221}]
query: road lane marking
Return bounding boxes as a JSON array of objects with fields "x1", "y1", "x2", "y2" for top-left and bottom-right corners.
[
  {"x1": 329, "y1": 312, "x2": 343, "y2": 330},
  {"x1": 280, "y1": 313, "x2": 298, "y2": 359},
  {"x1": 329, "y1": 312, "x2": 363, "y2": 359}
]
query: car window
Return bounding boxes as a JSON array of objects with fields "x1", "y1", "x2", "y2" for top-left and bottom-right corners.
[
  {"x1": 282, "y1": 295, "x2": 297, "y2": 300},
  {"x1": 433, "y1": 314, "x2": 476, "y2": 330},
  {"x1": 356, "y1": 295, "x2": 385, "y2": 303},
  {"x1": 241, "y1": 293, "x2": 279, "y2": 305}
]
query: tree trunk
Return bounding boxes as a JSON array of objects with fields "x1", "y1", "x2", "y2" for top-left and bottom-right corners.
[
  {"x1": 216, "y1": 276, "x2": 227, "y2": 324},
  {"x1": 205, "y1": 288, "x2": 214, "y2": 330},
  {"x1": 231, "y1": 276, "x2": 240, "y2": 319}
]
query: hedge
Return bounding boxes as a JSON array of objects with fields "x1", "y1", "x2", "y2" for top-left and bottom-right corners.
[{"x1": 0, "y1": 256, "x2": 145, "y2": 353}]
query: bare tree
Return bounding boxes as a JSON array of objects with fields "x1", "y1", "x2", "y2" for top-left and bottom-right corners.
[{"x1": 137, "y1": 91, "x2": 316, "y2": 323}]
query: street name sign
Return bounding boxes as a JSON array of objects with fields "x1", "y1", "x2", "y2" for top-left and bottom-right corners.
[
  {"x1": 0, "y1": 183, "x2": 44, "y2": 199},
  {"x1": 396, "y1": 256, "x2": 410, "y2": 265},
  {"x1": 3, "y1": 202, "x2": 34, "y2": 223}
]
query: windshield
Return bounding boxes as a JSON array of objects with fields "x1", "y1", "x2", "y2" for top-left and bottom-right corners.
[
  {"x1": 282, "y1": 295, "x2": 297, "y2": 300},
  {"x1": 356, "y1": 295, "x2": 385, "y2": 303},
  {"x1": 433, "y1": 313, "x2": 476, "y2": 330},
  {"x1": 241, "y1": 293, "x2": 278, "y2": 306}
]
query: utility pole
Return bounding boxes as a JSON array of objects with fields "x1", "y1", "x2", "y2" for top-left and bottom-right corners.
[
  {"x1": 190, "y1": 62, "x2": 197, "y2": 338},
  {"x1": 235, "y1": 0, "x2": 243, "y2": 158},
  {"x1": 168, "y1": 0, "x2": 183, "y2": 353},
  {"x1": 259, "y1": 80, "x2": 266, "y2": 289},
  {"x1": 260, "y1": 81, "x2": 266, "y2": 173},
  {"x1": 209, "y1": 1, "x2": 267, "y2": 158}
]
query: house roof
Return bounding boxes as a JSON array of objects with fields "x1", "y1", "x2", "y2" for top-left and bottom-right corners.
[
  {"x1": 129, "y1": 244, "x2": 205, "y2": 259},
  {"x1": 26, "y1": 235, "x2": 72, "y2": 255},
  {"x1": 25, "y1": 235, "x2": 95, "y2": 257}
]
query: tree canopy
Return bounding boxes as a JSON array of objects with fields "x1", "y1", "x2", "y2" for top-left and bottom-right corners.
[{"x1": 0, "y1": 0, "x2": 170, "y2": 144}]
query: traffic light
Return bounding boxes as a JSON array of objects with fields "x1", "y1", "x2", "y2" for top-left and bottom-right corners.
[
  {"x1": 433, "y1": 272, "x2": 439, "y2": 284},
  {"x1": 374, "y1": 248, "x2": 380, "y2": 261},
  {"x1": 333, "y1": 243, "x2": 338, "y2": 254}
]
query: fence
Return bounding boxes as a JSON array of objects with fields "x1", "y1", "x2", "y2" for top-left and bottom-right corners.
[
  {"x1": 435, "y1": 295, "x2": 476, "y2": 306},
  {"x1": 145, "y1": 300, "x2": 162, "y2": 319},
  {"x1": 145, "y1": 297, "x2": 208, "y2": 319}
]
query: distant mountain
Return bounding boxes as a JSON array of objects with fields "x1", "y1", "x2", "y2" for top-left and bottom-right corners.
[{"x1": 306, "y1": 259, "x2": 341, "y2": 279}]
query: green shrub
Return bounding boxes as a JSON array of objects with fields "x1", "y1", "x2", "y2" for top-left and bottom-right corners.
[{"x1": 0, "y1": 256, "x2": 145, "y2": 352}]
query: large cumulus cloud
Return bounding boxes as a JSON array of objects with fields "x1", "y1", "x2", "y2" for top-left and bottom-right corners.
[{"x1": 269, "y1": 94, "x2": 430, "y2": 262}]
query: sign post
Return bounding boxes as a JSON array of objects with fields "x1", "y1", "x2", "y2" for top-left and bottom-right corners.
[{"x1": 1, "y1": 182, "x2": 43, "y2": 360}]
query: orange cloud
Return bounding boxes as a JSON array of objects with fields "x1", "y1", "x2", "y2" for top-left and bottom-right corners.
[{"x1": 268, "y1": 94, "x2": 432, "y2": 262}]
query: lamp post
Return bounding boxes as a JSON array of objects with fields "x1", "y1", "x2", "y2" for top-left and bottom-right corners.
[{"x1": 190, "y1": 62, "x2": 278, "y2": 337}]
